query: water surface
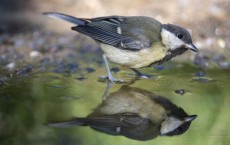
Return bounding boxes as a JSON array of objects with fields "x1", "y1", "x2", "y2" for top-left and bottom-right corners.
[{"x1": 0, "y1": 64, "x2": 230, "y2": 145}]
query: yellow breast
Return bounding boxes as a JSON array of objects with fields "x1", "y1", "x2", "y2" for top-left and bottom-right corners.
[
  {"x1": 100, "y1": 43, "x2": 168, "y2": 68},
  {"x1": 99, "y1": 90, "x2": 167, "y2": 123}
]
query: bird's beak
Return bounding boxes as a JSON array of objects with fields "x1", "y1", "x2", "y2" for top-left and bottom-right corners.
[
  {"x1": 186, "y1": 44, "x2": 198, "y2": 52},
  {"x1": 184, "y1": 115, "x2": 197, "y2": 122}
]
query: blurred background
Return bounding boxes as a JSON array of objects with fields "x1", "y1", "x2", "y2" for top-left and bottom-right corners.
[{"x1": 0, "y1": 1, "x2": 230, "y2": 145}]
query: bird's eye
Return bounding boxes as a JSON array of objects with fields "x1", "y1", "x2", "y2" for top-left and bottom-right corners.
[
  {"x1": 177, "y1": 33, "x2": 183, "y2": 39},
  {"x1": 176, "y1": 127, "x2": 183, "y2": 132}
]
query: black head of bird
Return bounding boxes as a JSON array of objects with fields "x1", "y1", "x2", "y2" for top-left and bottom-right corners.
[
  {"x1": 47, "y1": 86, "x2": 197, "y2": 141},
  {"x1": 43, "y1": 12, "x2": 198, "y2": 82}
]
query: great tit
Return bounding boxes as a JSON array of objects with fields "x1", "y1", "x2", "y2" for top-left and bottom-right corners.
[
  {"x1": 48, "y1": 86, "x2": 197, "y2": 141},
  {"x1": 44, "y1": 12, "x2": 198, "y2": 82}
]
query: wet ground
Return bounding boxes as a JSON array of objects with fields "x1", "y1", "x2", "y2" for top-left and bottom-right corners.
[
  {"x1": 0, "y1": 63, "x2": 230, "y2": 145},
  {"x1": 0, "y1": 30, "x2": 230, "y2": 145}
]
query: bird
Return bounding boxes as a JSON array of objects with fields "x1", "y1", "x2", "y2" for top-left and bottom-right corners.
[
  {"x1": 43, "y1": 12, "x2": 198, "y2": 82},
  {"x1": 47, "y1": 86, "x2": 197, "y2": 141}
]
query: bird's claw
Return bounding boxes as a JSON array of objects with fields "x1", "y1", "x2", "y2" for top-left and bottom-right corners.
[{"x1": 98, "y1": 76, "x2": 126, "y2": 83}]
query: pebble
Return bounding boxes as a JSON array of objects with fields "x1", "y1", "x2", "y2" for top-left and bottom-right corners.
[
  {"x1": 67, "y1": 63, "x2": 79, "y2": 73},
  {"x1": 15, "y1": 65, "x2": 32, "y2": 75},
  {"x1": 110, "y1": 67, "x2": 120, "y2": 73},
  {"x1": 175, "y1": 89, "x2": 186, "y2": 95},
  {"x1": 76, "y1": 76, "x2": 87, "y2": 81},
  {"x1": 6, "y1": 62, "x2": 16, "y2": 71},
  {"x1": 54, "y1": 63, "x2": 65, "y2": 73},
  {"x1": 212, "y1": 54, "x2": 225, "y2": 62},
  {"x1": 217, "y1": 39, "x2": 226, "y2": 48},
  {"x1": 218, "y1": 61, "x2": 230, "y2": 69},
  {"x1": 86, "y1": 67, "x2": 95, "y2": 73},
  {"x1": 40, "y1": 57, "x2": 51, "y2": 66},
  {"x1": 30, "y1": 51, "x2": 42, "y2": 59},
  {"x1": 193, "y1": 53, "x2": 209, "y2": 68},
  {"x1": 194, "y1": 71, "x2": 206, "y2": 77},
  {"x1": 154, "y1": 65, "x2": 165, "y2": 70},
  {"x1": 54, "y1": 62, "x2": 79, "y2": 74},
  {"x1": 14, "y1": 38, "x2": 25, "y2": 47}
]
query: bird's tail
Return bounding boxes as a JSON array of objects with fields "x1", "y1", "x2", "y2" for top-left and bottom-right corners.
[
  {"x1": 43, "y1": 12, "x2": 87, "y2": 25},
  {"x1": 46, "y1": 118, "x2": 88, "y2": 128}
]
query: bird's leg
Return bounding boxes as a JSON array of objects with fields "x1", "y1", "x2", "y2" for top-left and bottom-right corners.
[
  {"x1": 102, "y1": 54, "x2": 125, "y2": 83},
  {"x1": 102, "y1": 81, "x2": 113, "y2": 101},
  {"x1": 130, "y1": 68, "x2": 156, "y2": 79}
]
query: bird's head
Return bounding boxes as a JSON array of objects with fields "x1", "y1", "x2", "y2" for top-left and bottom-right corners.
[
  {"x1": 161, "y1": 24, "x2": 198, "y2": 52},
  {"x1": 160, "y1": 115, "x2": 197, "y2": 136}
]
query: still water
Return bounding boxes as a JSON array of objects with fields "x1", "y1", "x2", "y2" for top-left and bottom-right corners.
[{"x1": 0, "y1": 64, "x2": 230, "y2": 145}]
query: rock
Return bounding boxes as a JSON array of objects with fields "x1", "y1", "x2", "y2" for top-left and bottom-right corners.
[
  {"x1": 218, "y1": 61, "x2": 230, "y2": 69},
  {"x1": 154, "y1": 65, "x2": 165, "y2": 70},
  {"x1": 193, "y1": 53, "x2": 209, "y2": 68},
  {"x1": 110, "y1": 67, "x2": 120, "y2": 74},
  {"x1": 6, "y1": 62, "x2": 16, "y2": 71},
  {"x1": 175, "y1": 89, "x2": 186, "y2": 95},
  {"x1": 15, "y1": 65, "x2": 32, "y2": 75},
  {"x1": 76, "y1": 76, "x2": 87, "y2": 81},
  {"x1": 30, "y1": 51, "x2": 42, "y2": 59},
  {"x1": 194, "y1": 71, "x2": 206, "y2": 77},
  {"x1": 212, "y1": 54, "x2": 225, "y2": 62},
  {"x1": 86, "y1": 67, "x2": 95, "y2": 73}
]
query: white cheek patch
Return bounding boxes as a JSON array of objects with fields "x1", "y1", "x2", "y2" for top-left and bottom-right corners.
[
  {"x1": 161, "y1": 28, "x2": 184, "y2": 50},
  {"x1": 160, "y1": 116, "x2": 183, "y2": 135}
]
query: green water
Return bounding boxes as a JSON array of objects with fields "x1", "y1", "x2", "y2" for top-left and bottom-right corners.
[{"x1": 0, "y1": 64, "x2": 230, "y2": 145}]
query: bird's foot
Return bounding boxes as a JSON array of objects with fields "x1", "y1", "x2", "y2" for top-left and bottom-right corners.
[
  {"x1": 98, "y1": 76, "x2": 126, "y2": 83},
  {"x1": 130, "y1": 68, "x2": 157, "y2": 79}
]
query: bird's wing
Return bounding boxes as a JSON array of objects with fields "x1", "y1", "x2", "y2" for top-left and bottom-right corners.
[
  {"x1": 44, "y1": 13, "x2": 162, "y2": 50},
  {"x1": 87, "y1": 113, "x2": 158, "y2": 140},
  {"x1": 47, "y1": 113, "x2": 159, "y2": 140},
  {"x1": 87, "y1": 113, "x2": 150, "y2": 132},
  {"x1": 72, "y1": 16, "x2": 159, "y2": 50}
]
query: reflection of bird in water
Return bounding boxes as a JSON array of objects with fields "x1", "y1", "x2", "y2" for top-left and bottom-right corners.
[{"x1": 48, "y1": 86, "x2": 197, "y2": 141}]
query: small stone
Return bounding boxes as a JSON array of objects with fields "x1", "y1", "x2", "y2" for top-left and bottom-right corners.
[
  {"x1": 217, "y1": 39, "x2": 226, "y2": 48},
  {"x1": 218, "y1": 61, "x2": 230, "y2": 69},
  {"x1": 193, "y1": 53, "x2": 209, "y2": 68},
  {"x1": 30, "y1": 51, "x2": 42, "y2": 59},
  {"x1": 154, "y1": 65, "x2": 165, "y2": 70},
  {"x1": 110, "y1": 67, "x2": 120, "y2": 73},
  {"x1": 76, "y1": 76, "x2": 87, "y2": 81},
  {"x1": 14, "y1": 39, "x2": 25, "y2": 47},
  {"x1": 6, "y1": 62, "x2": 16, "y2": 71},
  {"x1": 212, "y1": 54, "x2": 225, "y2": 62},
  {"x1": 194, "y1": 71, "x2": 206, "y2": 77},
  {"x1": 67, "y1": 63, "x2": 79, "y2": 73},
  {"x1": 86, "y1": 67, "x2": 95, "y2": 73},
  {"x1": 175, "y1": 89, "x2": 186, "y2": 95},
  {"x1": 40, "y1": 57, "x2": 51, "y2": 65},
  {"x1": 15, "y1": 65, "x2": 32, "y2": 75}
]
